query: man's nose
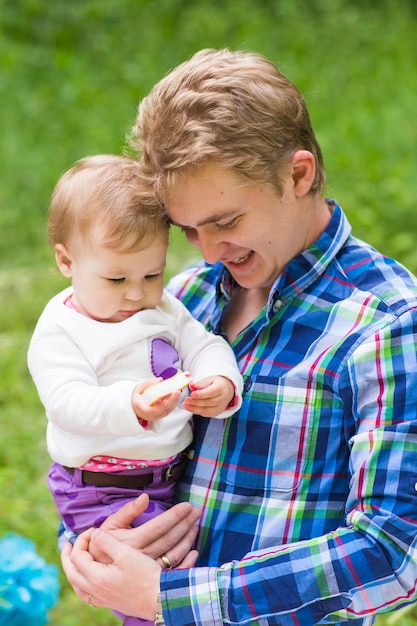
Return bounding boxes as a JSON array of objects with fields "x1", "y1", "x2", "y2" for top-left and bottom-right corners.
[{"x1": 198, "y1": 233, "x2": 224, "y2": 265}]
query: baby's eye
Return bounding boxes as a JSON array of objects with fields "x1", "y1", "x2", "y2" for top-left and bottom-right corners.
[
  {"x1": 145, "y1": 273, "x2": 161, "y2": 281},
  {"x1": 108, "y1": 278, "x2": 125, "y2": 285}
]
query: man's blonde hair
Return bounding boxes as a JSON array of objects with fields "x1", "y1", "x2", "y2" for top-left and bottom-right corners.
[
  {"x1": 130, "y1": 48, "x2": 325, "y2": 197},
  {"x1": 48, "y1": 154, "x2": 168, "y2": 250}
]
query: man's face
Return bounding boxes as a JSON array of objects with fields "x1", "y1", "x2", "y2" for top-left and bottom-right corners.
[{"x1": 166, "y1": 163, "x2": 311, "y2": 292}]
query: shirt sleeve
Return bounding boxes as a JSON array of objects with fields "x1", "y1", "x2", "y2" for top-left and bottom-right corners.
[
  {"x1": 159, "y1": 309, "x2": 417, "y2": 625},
  {"x1": 27, "y1": 316, "x2": 141, "y2": 437}
]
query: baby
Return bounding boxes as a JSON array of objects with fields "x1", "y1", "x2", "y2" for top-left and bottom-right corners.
[{"x1": 28, "y1": 155, "x2": 243, "y2": 544}]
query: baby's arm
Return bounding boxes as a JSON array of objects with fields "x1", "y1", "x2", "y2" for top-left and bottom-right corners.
[{"x1": 182, "y1": 375, "x2": 236, "y2": 418}]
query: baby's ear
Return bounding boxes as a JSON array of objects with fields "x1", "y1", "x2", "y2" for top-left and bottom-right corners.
[
  {"x1": 291, "y1": 150, "x2": 316, "y2": 196},
  {"x1": 54, "y1": 243, "x2": 73, "y2": 278}
]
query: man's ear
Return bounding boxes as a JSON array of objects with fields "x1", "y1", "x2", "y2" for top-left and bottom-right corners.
[
  {"x1": 54, "y1": 244, "x2": 73, "y2": 278},
  {"x1": 291, "y1": 150, "x2": 316, "y2": 196}
]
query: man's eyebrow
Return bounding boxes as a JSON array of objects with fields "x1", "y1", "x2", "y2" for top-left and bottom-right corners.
[{"x1": 170, "y1": 210, "x2": 238, "y2": 229}]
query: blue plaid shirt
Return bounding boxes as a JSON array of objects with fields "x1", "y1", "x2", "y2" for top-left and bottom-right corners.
[{"x1": 161, "y1": 202, "x2": 417, "y2": 625}]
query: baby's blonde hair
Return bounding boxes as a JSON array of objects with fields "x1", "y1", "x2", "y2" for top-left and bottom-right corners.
[
  {"x1": 48, "y1": 154, "x2": 168, "y2": 251},
  {"x1": 130, "y1": 48, "x2": 325, "y2": 198}
]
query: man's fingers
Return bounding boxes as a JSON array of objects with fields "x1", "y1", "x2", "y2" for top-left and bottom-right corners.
[
  {"x1": 142, "y1": 505, "x2": 201, "y2": 559},
  {"x1": 100, "y1": 493, "x2": 150, "y2": 531},
  {"x1": 155, "y1": 524, "x2": 200, "y2": 569},
  {"x1": 115, "y1": 501, "x2": 200, "y2": 552},
  {"x1": 177, "y1": 549, "x2": 199, "y2": 569},
  {"x1": 61, "y1": 535, "x2": 96, "y2": 599},
  {"x1": 89, "y1": 528, "x2": 129, "y2": 565}
]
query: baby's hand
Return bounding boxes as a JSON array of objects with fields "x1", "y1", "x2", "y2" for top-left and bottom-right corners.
[
  {"x1": 182, "y1": 376, "x2": 235, "y2": 417},
  {"x1": 132, "y1": 378, "x2": 181, "y2": 423}
]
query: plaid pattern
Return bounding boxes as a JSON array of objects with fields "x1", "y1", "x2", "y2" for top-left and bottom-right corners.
[{"x1": 161, "y1": 203, "x2": 417, "y2": 625}]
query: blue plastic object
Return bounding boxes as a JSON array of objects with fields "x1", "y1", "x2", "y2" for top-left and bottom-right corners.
[{"x1": 0, "y1": 534, "x2": 60, "y2": 625}]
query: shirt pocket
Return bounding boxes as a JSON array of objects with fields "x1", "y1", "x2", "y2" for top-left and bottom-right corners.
[{"x1": 219, "y1": 375, "x2": 344, "y2": 494}]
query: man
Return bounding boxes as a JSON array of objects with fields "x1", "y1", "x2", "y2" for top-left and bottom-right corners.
[{"x1": 62, "y1": 48, "x2": 417, "y2": 626}]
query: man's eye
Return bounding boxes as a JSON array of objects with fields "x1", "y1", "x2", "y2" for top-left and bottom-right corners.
[
  {"x1": 181, "y1": 226, "x2": 196, "y2": 235},
  {"x1": 215, "y1": 218, "x2": 238, "y2": 231},
  {"x1": 108, "y1": 278, "x2": 125, "y2": 285}
]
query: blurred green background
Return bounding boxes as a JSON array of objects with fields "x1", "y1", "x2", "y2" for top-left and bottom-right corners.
[{"x1": 1, "y1": 0, "x2": 417, "y2": 624}]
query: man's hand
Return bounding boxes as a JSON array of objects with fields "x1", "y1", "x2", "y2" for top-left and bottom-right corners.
[
  {"x1": 91, "y1": 493, "x2": 201, "y2": 567},
  {"x1": 61, "y1": 494, "x2": 201, "y2": 617}
]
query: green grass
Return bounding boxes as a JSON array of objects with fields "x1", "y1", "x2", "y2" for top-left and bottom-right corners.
[{"x1": 1, "y1": 0, "x2": 417, "y2": 623}]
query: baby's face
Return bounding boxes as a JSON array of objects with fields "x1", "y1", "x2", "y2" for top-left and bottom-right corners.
[{"x1": 62, "y1": 230, "x2": 168, "y2": 323}]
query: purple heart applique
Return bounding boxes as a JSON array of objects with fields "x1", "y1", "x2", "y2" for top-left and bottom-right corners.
[{"x1": 150, "y1": 338, "x2": 180, "y2": 379}]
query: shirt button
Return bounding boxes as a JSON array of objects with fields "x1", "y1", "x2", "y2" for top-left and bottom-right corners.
[{"x1": 243, "y1": 379, "x2": 252, "y2": 393}]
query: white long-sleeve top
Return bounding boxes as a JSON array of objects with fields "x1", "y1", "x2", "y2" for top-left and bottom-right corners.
[{"x1": 28, "y1": 286, "x2": 242, "y2": 467}]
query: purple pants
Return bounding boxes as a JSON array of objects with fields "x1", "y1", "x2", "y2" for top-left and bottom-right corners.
[{"x1": 48, "y1": 461, "x2": 177, "y2": 625}]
